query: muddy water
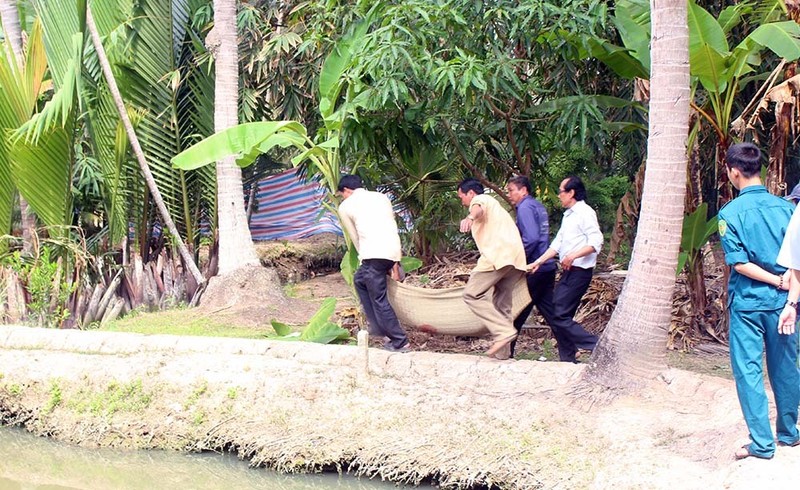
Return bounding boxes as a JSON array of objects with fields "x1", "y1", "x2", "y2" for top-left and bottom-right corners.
[{"x1": 0, "y1": 428, "x2": 426, "y2": 489}]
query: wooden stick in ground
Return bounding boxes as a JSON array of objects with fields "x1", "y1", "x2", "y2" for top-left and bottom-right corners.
[{"x1": 85, "y1": 7, "x2": 205, "y2": 286}]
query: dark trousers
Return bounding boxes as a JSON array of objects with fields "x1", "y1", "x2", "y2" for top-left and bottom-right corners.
[
  {"x1": 550, "y1": 266, "x2": 598, "y2": 362},
  {"x1": 354, "y1": 258, "x2": 408, "y2": 349},
  {"x1": 511, "y1": 268, "x2": 557, "y2": 357}
]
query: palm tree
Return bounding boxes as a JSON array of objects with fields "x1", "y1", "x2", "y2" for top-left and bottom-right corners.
[
  {"x1": 583, "y1": 0, "x2": 690, "y2": 390},
  {"x1": 0, "y1": 0, "x2": 37, "y2": 253},
  {"x1": 85, "y1": 6, "x2": 205, "y2": 286},
  {"x1": 211, "y1": 0, "x2": 260, "y2": 275}
]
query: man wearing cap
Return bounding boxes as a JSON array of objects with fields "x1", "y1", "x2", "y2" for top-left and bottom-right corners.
[{"x1": 718, "y1": 143, "x2": 798, "y2": 460}]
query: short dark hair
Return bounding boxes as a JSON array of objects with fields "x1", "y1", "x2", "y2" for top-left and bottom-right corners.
[
  {"x1": 508, "y1": 175, "x2": 531, "y2": 195},
  {"x1": 337, "y1": 174, "x2": 363, "y2": 192},
  {"x1": 726, "y1": 143, "x2": 762, "y2": 178},
  {"x1": 458, "y1": 178, "x2": 484, "y2": 195},
  {"x1": 563, "y1": 175, "x2": 586, "y2": 201}
]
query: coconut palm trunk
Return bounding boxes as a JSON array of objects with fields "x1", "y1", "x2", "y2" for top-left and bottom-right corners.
[
  {"x1": 0, "y1": 0, "x2": 37, "y2": 254},
  {"x1": 85, "y1": 7, "x2": 205, "y2": 286},
  {"x1": 583, "y1": 0, "x2": 690, "y2": 389},
  {"x1": 212, "y1": 0, "x2": 260, "y2": 274}
]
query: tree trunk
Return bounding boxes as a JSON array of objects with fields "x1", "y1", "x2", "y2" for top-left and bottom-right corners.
[
  {"x1": 0, "y1": 0, "x2": 22, "y2": 62},
  {"x1": 85, "y1": 7, "x2": 205, "y2": 286},
  {"x1": 0, "y1": 0, "x2": 37, "y2": 254},
  {"x1": 212, "y1": 0, "x2": 260, "y2": 275},
  {"x1": 583, "y1": 0, "x2": 690, "y2": 390}
]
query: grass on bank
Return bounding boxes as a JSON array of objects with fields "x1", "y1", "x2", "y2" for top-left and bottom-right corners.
[
  {"x1": 101, "y1": 308, "x2": 268, "y2": 339},
  {"x1": 99, "y1": 307, "x2": 733, "y2": 380}
]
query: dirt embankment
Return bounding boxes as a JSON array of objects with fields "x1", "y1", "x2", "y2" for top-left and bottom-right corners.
[{"x1": 0, "y1": 325, "x2": 797, "y2": 489}]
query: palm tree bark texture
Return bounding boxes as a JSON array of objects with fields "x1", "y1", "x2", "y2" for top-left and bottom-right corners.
[
  {"x1": 211, "y1": 0, "x2": 260, "y2": 275},
  {"x1": 584, "y1": 0, "x2": 690, "y2": 390}
]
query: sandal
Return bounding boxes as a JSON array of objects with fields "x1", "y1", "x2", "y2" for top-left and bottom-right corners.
[
  {"x1": 734, "y1": 445, "x2": 751, "y2": 460},
  {"x1": 734, "y1": 444, "x2": 773, "y2": 460},
  {"x1": 486, "y1": 334, "x2": 517, "y2": 357},
  {"x1": 778, "y1": 438, "x2": 800, "y2": 447}
]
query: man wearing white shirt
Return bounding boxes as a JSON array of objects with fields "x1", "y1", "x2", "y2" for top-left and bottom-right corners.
[
  {"x1": 778, "y1": 204, "x2": 800, "y2": 341},
  {"x1": 528, "y1": 176, "x2": 601, "y2": 362},
  {"x1": 338, "y1": 175, "x2": 410, "y2": 352}
]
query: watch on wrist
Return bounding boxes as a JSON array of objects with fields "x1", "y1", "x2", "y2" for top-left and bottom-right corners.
[{"x1": 787, "y1": 300, "x2": 798, "y2": 309}]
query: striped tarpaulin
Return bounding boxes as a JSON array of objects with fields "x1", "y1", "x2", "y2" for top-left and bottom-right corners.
[{"x1": 248, "y1": 168, "x2": 342, "y2": 241}]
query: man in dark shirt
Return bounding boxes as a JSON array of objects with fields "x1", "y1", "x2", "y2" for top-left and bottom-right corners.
[{"x1": 506, "y1": 176, "x2": 558, "y2": 357}]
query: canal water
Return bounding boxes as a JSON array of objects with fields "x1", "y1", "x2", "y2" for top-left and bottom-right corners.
[{"x1": 0, "y1": 427, "x2": 430, "y2": 489}]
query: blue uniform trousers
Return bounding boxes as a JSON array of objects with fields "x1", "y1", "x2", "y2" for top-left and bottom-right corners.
[{"x1": 729, "y1": 307, "x2": 800, "y2": 458}]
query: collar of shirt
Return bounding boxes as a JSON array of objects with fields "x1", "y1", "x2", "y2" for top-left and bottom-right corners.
[
  {"x1": 737, "y1": 184, "x2": 766, "y2": 196},
  {"x1": 564, "y1": 199, "x2": 588, "y2": 216},
  {"x1": 515, "y1": 195, "x2": 533, "y2": 210}
]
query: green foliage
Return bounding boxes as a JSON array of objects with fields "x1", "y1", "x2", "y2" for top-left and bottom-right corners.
[
  {"x1": 329, "y1": 0, "x2": 624, "y2": 180},
  {"x1": 269, "y1": 297, "x2": 351, "y2": 344},
  {"x1": 183, "y1": 380, "x2": 208, "y2": 410},
  {"x1": 70, "y1": 379, "x2": 152, "y2": 417},
  {"x1": 0, "y1": 19, "x2": 48, "y2": 236},
  {"x1": 103, "y1": 307, "x2": 279, "y2": 337},
  {"x1": 44, "y1": 379, "x2": 62, "y2": 414},
  {"x1": 172, "y1": 121, "x2": 309, "y2": 171},
  {"x1": 192, "y1": 409, "x2": 207, "y2": 425},
  {"x1": 8, "y1": 383, "x2": 23, "y2": 396},
  {"x1": 4, "y1": 246, "x2": 76, "y2": 327},
  {"x1": 340, "y1": 247, "x2": 359, "y2": 288},
  {"x1": 589, "y1": 175, "x2": 632, "y2": 233},
  {"x1": 677, "y1": 203, "x2": 718, "y2": 275},
  {"x1": 399, "y1": 256, "x2": 423, "y2": 274}
]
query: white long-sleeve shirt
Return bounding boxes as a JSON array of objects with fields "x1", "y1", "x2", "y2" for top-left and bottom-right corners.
[
  {"x1": 550, "y1": 200, "x2": 603, "y2": 269},
  {"x1": 338, "y1": 188, "x2": 402, "y2": 261},
  {"x1": 778, "y1": 204, "x2": 800, "y2": 269}
]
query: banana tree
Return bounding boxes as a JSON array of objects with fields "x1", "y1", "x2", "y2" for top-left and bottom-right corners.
[
  {"x1": 688, "y1": 3, "x2": 800, "y2": 206},
  {"x1": 583, "y1": 0, "x2": 800, "y2": 341},
  {"x1": 174, "y1": 20, "x2": 372, "y2": 286},
  {"x1": 591, "y1": 0, "x2": 800, "y2": 207}
]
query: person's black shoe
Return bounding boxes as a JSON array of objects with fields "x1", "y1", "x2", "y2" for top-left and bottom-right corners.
[{"x1": 383, "y1": 342, "x2": 411, "y2": 353}]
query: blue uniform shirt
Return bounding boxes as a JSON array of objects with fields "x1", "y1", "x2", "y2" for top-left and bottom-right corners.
[
  {"x1": 718, "y1": 185, "x2": 794, "y2": 311},
  {"x1": 515, "y1": 195, "x2": 555, "y2": 272}
]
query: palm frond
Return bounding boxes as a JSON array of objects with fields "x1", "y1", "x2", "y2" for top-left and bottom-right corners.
[
  {"x1": 11, "y1": 33, "x2": 82, "y2": 144},
  {"x1": 0, "y1": 41, "x2": 24, "y2": 235},
  {"x1": 32, "y1": 0, "x2": 85, "y2": 87},
  {"x1": 112, "y1": 0, "x2": 200, "y2": 237},
  {"x1": 11, "y1": 125, "x2": 74, "y2": 228}
]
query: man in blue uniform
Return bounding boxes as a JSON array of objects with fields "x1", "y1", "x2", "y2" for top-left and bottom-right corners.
[{"x1": 718, "y1": 142, "x2": 799, "y2": 460}]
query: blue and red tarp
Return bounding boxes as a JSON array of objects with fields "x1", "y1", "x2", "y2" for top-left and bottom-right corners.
[{"x1": 247, "y1": 168, "x2": 342, "y2": 241}]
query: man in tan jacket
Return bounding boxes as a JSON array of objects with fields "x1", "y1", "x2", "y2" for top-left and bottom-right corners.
[{"x1": 457, "y1": 178, "x2": 527, "y2": 359}]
